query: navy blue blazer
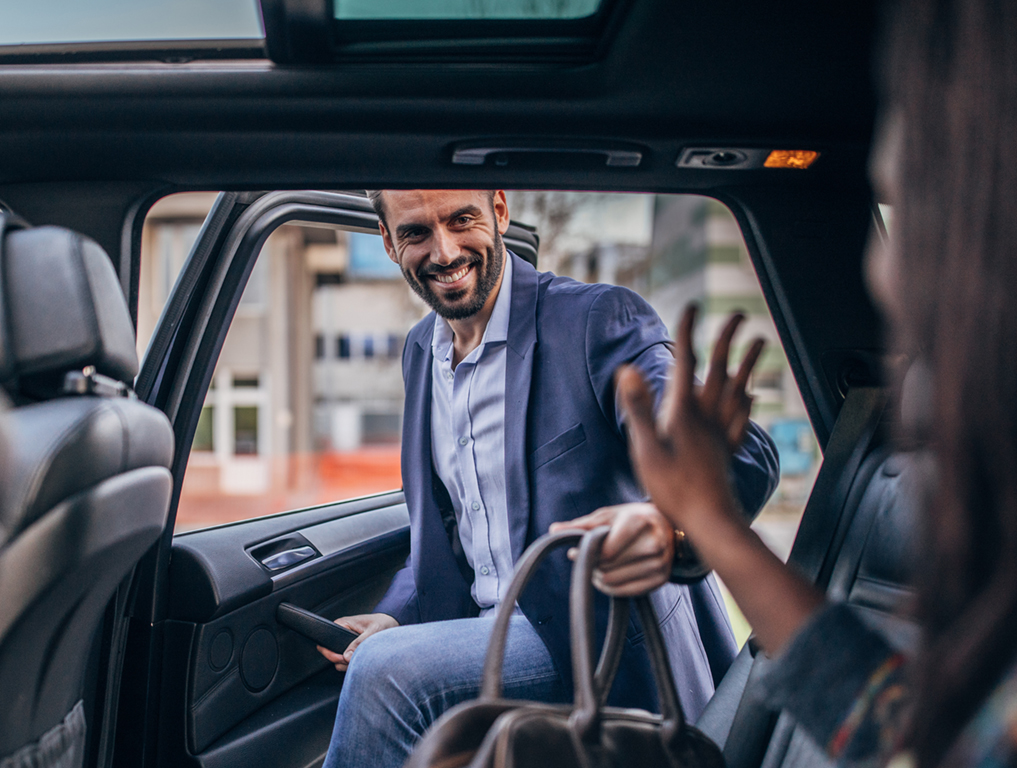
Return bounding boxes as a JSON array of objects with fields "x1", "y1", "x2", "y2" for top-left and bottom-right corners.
[{"x1": 375, "y1": 253, "x2": 780, "y2": 715}]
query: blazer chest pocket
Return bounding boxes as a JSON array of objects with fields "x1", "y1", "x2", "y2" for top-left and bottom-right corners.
[{"x1": 530, "y1": 423, "x2": 587, "y2": 470}]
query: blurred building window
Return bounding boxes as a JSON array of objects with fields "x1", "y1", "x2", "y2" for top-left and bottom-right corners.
[
  {"x1": 348, "y1": 232, "x2": 401, "y2": 278},
  {"x1": 234, "y1": 406, "x2": 259, "y2": 455},
  {"x1": 337, "y1": 335, "x2": 351, "y2": 359},
  {"x1": 233, "y1": 375, "x2": 259, "y2": 388}
]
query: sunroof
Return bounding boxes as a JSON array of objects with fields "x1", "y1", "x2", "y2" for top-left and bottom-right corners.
[
  {"x1": 0, "y1": 0, "x2": 263, "y2": 46},
  {"x1": 334, "y1": 0, "x2": 601, "y2": 21}
]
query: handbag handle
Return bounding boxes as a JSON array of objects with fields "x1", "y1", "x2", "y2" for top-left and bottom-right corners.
[
  {"x1": 570, "y1": 527, "x2": 687, "y2": 751},
  {"x1": 480, "y1": 529, "x2": 628, "y2": 701}
]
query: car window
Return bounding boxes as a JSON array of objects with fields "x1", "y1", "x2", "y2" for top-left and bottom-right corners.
[
  {"x1": 505, "y1": 192, "x2": 818, "y2": 645},
  {"x1": 141, "y1": 191, "x2": 819, "y2": 643},
  {"x1": 0, "y1": 0, "x2": 261, "y2": 46}
]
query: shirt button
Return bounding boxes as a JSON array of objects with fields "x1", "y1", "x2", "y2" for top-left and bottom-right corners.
[
  {"x1": 471, "y1": 501, "x2": 481, "y2": 511},
  {"x1": 480, "y1": 566, "x2": 490, "y2": 575},
  {"x1": 459, "y1": 437, "x2": 468, "y2": 446},
  {"x1": 446, "y1": 371, "x2": 453, "y2": 380}
]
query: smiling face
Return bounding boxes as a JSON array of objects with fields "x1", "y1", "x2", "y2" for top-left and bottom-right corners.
[{"x1": 377, "y1": 190, "x2": 511, "y2": 321}]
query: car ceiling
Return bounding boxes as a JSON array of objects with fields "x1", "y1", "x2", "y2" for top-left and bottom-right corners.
[{"x1": 0, "y1": 0, "x2": 879, "y2": 191}]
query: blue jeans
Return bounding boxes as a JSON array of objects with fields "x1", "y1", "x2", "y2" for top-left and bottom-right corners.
[{"x1": 321, "y1": 615, "x2": 566, "y2": 768}]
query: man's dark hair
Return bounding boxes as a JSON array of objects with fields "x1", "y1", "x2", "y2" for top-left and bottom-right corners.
[
  {"x1": 365, "y1": 190, "x2": 387, "y2": 228},
  {"x1": 365, "y1": 190, "x2": 498, "y2": 231}
]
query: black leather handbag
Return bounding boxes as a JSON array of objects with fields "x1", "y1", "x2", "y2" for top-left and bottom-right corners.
[{"x1": 405, "y1": 526, "x2": 726, "y2": 768}]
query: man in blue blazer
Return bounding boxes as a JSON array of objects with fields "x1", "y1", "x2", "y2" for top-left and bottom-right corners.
[{"x1": 318, "y1": 190, "x2": 779, "y2": 768}]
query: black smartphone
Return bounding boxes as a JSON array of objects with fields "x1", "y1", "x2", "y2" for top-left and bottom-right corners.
[{"x1": 276, "y1": 602, "x2": 359, "y2": 655}]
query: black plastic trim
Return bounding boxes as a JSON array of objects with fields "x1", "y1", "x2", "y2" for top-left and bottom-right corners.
[
  {"x1": 0, "y1": 39, "x2": 265, "y2": 65},
  {"x1": 259, "y1": 0, "x2": 628, "y2": 64},
  {"x1": 192, "y1": 663, "x2": 337, "y2": 768}
]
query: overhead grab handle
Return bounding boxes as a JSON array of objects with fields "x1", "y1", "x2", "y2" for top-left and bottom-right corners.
[{"x1": 451, "y1": 141, "x2": 643, "y2": 168}]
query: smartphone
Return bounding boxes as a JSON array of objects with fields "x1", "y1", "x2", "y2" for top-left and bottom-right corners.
[{"x1": 276, "y1": 602, "x2": 359, "y2": 655}]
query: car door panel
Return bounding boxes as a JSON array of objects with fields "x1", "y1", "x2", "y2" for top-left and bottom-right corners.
[
  {"x1": 192, "y1": 668, "x2": 340, "y2": 768},
  {"x1": 166, "y1": 492, "x2": 409, "y2": 763}
]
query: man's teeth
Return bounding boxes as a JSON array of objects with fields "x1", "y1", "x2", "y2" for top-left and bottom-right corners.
[{"x1": 434, "y1": 266, "x2": 470, "y2": 284}]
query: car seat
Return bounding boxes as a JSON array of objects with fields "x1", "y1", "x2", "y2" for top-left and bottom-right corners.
[
  {"x1": 696, "y1": 379, "x2": 926, "y2": 768},
  {"x1": 0, "y1": 216, "x2": 174, "y2": 768}
]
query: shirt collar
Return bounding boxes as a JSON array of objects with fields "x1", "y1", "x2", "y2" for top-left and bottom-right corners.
[{"x1": 431, "y1": 252, "x2": 514, "y2": 360}]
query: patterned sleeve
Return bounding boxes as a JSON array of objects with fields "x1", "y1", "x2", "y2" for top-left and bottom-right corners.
[{"x1": 759, "y1": 603, "x2": 910, "y2": 763}]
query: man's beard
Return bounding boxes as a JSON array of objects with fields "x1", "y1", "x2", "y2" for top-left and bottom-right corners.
[{"x1": 402, "y1": 229, "x2": 505, "y2": 321}]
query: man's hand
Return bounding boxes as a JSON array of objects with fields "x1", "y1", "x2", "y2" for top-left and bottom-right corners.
[
  {"x1": 551, "y1": 503, "x2": 675, "y2": 596},
  {"x1": 316, "y1": 613, "x2": 399, "y2": 672}
]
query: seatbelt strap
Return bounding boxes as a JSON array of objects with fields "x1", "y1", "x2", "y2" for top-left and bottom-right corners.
[
  {"x1": 787, "y1": 386, "x2": 888, "y2": 586},
  {"x1": 719, "y1": 385, "x2": 887, "y2": 768}
]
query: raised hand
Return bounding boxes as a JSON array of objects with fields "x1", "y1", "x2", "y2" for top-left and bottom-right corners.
[
  {"x1": 617, "y1": 306, "x2": 764, "y2": 541},
  {"x1": 618, "y1": 306, "x2": 824, "y2": 653}
]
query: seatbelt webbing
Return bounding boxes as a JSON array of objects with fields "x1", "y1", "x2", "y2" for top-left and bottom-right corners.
[
  {"x1": 719, "y1": 385, "x2": 887, "y2": 768},
  {"x1": 787, "y1": 386, "x2": 888, "y2": 587}
]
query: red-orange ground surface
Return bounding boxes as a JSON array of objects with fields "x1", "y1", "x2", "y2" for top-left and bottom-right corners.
[{"x1": 175, "y1": 447, "x2": 403, "y2": 531}]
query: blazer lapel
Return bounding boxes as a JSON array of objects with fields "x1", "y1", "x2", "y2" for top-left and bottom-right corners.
[
  {"x1": 402, "y1": 321, "x2": 436, "y2": 560},
  {"x1": 504, "y1": 253, "x2": 540, "y2": 561}
]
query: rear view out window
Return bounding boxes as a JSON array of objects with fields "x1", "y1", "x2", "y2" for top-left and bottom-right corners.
[
  {"x1": 334, "y1": 0, "x2": 600, "y2": 20},
  {"x1": 141, "y1": 191, "x2": 819, "y2": 645}
]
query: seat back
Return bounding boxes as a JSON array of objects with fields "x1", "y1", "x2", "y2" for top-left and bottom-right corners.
[
  {"x1": 698, "y1": 422, "x2": 926, "y2": 768},
  {"x1": 0, "y1": 216, "x2": 174, "y2": 767},
  {"x1": 754, "y1": 448, "x2": 923, "y2": 768}
]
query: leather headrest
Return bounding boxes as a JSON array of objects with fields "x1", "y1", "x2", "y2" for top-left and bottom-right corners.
[{"x1": 0, "y1": 216, "x2": 138, "y2": 394}]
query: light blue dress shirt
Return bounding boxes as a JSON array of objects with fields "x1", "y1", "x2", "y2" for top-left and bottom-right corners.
[{"x1": 430, "y1": 255, "x2": 515, "y2": 616}]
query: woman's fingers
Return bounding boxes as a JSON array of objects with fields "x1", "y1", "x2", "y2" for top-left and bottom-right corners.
[
  {"x1": 658, "y1": 305, "x2": 698, "y2": 435},
  {"x1": 726, "y1": 408, "x2": 752, "y2": 451},
  {"x1": 718, "y1": 336, "x2": 763, "y2": 448},
  {"x1": 616, "y1": 366, "x2": 666, "y2": 476},
  {"x1": 700, "y1": 313, "x2": 745, "y2": 413},
  {"x1": 674, "y1": 305, "x2": 698, "y2": 407},
  {"x1": 731, "y1": 337, "x2": 765, "y2": 394}
]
